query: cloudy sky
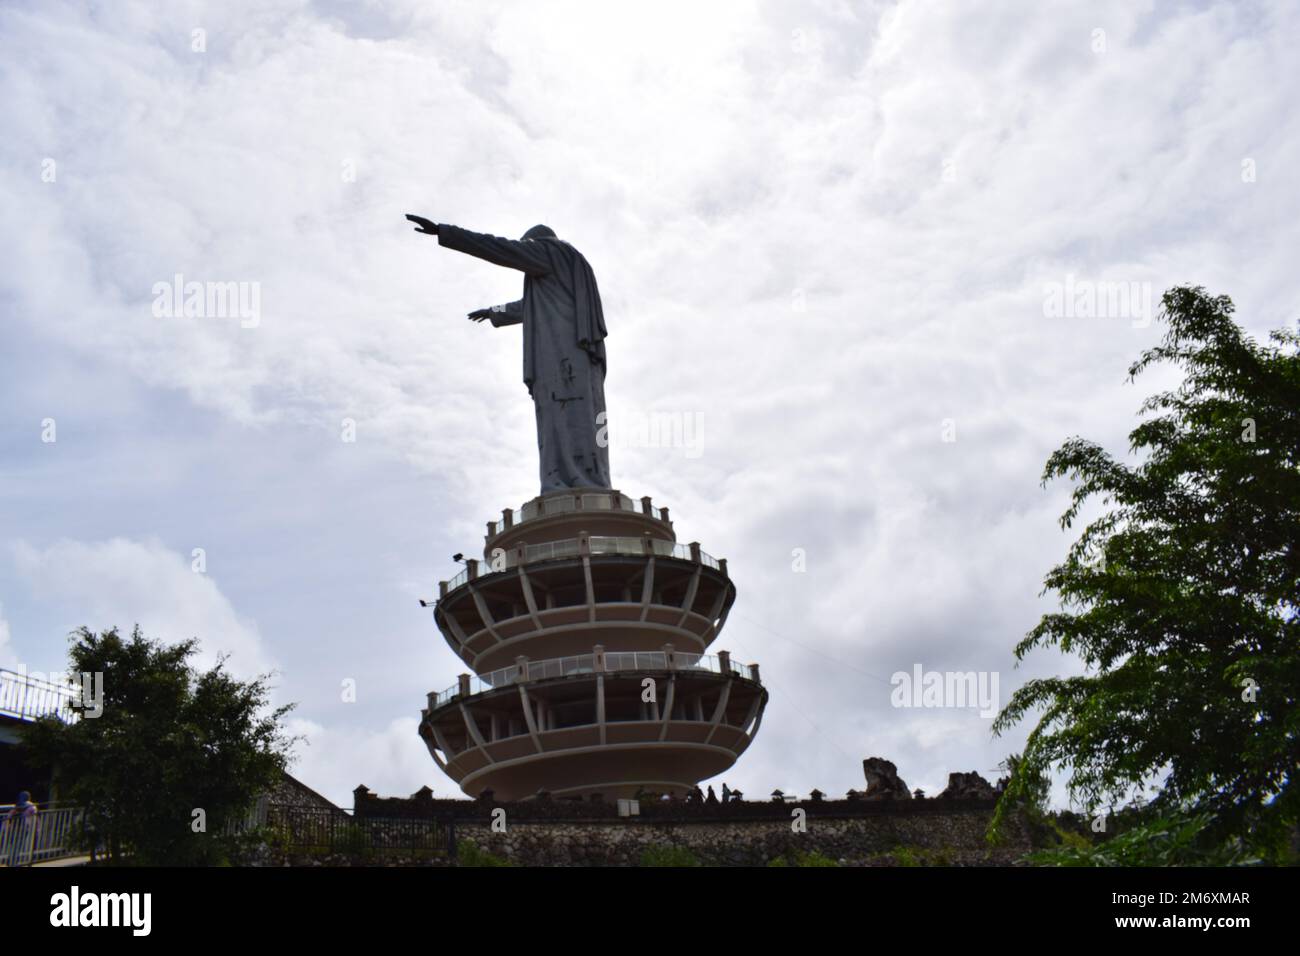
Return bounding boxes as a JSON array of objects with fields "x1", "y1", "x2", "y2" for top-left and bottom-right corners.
[{"x1": 2, "y1": 0, "x2": 1297, "y2": 808}]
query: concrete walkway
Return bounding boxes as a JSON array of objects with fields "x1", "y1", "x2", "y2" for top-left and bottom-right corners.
[{"x1": 29, "y1": 854, "x2": 92, "y2": 867}]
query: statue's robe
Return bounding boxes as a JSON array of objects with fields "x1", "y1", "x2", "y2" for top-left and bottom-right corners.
[{"x1": 437, "y1": 224, "x2": 612, "y2": 493}]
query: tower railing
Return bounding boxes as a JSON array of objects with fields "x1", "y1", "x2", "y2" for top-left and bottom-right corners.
[
  {"x1": 439, "y1": 536, "x2": 725, "y2": 596},
  {"x1": 426, "y1": 651, "x2": 760, "y2": 710},
  {"x1": 489, "y1": 492, "x2": 670, "y2": 537}
]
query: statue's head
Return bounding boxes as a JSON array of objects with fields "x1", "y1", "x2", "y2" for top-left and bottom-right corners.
[{"x1": 521, "y1": 224, "x2": 557, "y2": 240}]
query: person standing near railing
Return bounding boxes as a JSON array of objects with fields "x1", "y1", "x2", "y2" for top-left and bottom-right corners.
[{"x1": 2, "y1": 791, "x2": 39, "y2": 867}]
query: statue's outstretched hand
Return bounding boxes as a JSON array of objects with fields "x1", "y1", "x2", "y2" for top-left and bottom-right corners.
[
  {"x1": 467, "y1": 309, "x2": 493, "y2": 323},
  {"x1": 405, "y1": 214, "x2": 438, "y2": 235}
]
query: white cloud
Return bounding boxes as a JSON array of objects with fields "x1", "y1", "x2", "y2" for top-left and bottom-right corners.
[
  {"x1": 0, "y1": 604, "x2": 18, "y2": 671},
  {"x1": 9, "y1": 537, "x2": 275, "y2": 679},
  {"x1": 284, "y1": 715, "x2": 437, "y2": 808}
]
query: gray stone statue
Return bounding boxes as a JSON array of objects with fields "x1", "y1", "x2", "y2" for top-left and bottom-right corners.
[{"x1": 407, "y1": 215, "x2": 611, "y2": 493}]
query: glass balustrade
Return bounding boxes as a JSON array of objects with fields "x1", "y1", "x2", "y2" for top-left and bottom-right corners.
[
  {"x1": 526, "y1": 654, "x2": 596, "y2": 681},
  {"x1": 524, "y1": 539, "x2": 581, "y2": 563},
  {"x1": 589, "y1": 535, "x2": 648, "y2": 555}
]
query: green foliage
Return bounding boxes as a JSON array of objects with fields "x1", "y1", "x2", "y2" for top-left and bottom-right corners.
[
  {"x1": 219, "y1": 822, "x2": 293, "y2": 865},
  {"x1": 216, "y1": 826, "x2": 276, "y2": 865},
  {"x1": 1026, "y1": 811, "x2": 1262, "y2": 867},
  {"x1": 1046, "y1": 817, "x2": 1092, "y2": 852},
  {"x1": 891, "y1": 846, "x2": 920, "y2": 867},
  {"x1": 999, "y1": 753, "x2": 1051, "y2": 818},
  {"x1": 23, "y1": 625, "x2": 296, "y2": 865},
  {"x1": 988, "y1": 753, "x2": 1054, "y2": 847},
  {"x1": 456, "y1": 840, "x2": 515, "y2": 867},
  {"x1": 873, "y1": 845, "x2": 954, "y2": 867},
  {"x1": 260, "y1": 822, "x2": 294, "y2": 853},
  {"x1": 638, "y1": 843, "x2": 701, "y2": 867},
  {"x1": 335, "y1": 824, "x2": 375, "y2": 861},
  {"x1": 767, "y1": 849, "x2": 841, "y2": 867},
  {"x1": 992, "y1": 287, "x2": 1300, "y2": 858}
]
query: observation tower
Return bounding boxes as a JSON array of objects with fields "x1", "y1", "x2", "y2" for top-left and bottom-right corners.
[{"x1": 418, "y1": 490, "x2": 767, "y2": 801}]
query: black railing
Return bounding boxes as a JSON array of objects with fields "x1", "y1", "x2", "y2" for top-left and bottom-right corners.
[
  {"x1": 355, "y1": 795, "x2": 1003, "y2": 824},
  {"x1": 263, "y1": 805, "x2": 453, "y2": 858}
]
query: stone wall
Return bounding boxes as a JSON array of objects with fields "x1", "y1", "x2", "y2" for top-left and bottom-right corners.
[
  {"x1": 353, "y1": 785, "x2": 1003, "y2": 822},
  {"x1": 345, "y1": 781, "x2": 1029, "y2": 866},
  {"x1": 449, "y1": 807, "x2": 1029, "y2": 866},
  {"x1": 271, "y1": 771, "x2": 342, "y2": 811}
]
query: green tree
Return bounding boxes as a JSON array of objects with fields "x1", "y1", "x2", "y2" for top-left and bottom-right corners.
[
  {"x1": 998, "y1": 753, "x2": 1050, "y2": 818},
  {"x1": 992, "y1": 286, "x2": 1299, "y2": 858},
  {"x1": 1025, "y1": 811, "x2": 1261, "y2": 867},
  {"x1": 24, "y1": 625, "x2": 296, "y2": 864}
]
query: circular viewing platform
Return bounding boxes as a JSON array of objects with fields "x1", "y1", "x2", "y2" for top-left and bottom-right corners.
[
  {"x1": 431, "y1": 535, "x2": 734, "y2": 672},
  {"x1": 419, "y1": 649, "x2": 766, "y2": 801},
  {"x1": 421, "y1": 491, "x2": 761, "y2": 803},
  {"x1": 484, "y1": 490, "x2": 674, "y2": 557}
]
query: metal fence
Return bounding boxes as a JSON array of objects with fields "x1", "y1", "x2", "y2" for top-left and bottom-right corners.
[
  {"x1": 428, "y1": 650, "x2": 760, "y2": 710},
  {"x1": 0, "y1": 803, "x2": 86, "y2": 866},
  {"x1": 506, "y1": 492, "x2": 648, "y2": 529},
  {"x1": 223, "y1": 794, "x2": 270, "y2": 835},
  {"x1": 438, "y1": 535, "x2": 723, "y2": 597},
  {"x1": 261, "y1": 805, "x2": 453, "y2": 858},
  {"x1": 0, "y1": 669, "x2": 80, "y2": 723},
  {"x1": 0, "y1": 800, "x2": 452, "y2": 865}
]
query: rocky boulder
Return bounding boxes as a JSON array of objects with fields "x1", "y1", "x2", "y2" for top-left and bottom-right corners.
[
  {"x1": 861, "y1": 758, "x2": 912, "y2": 800},
  {"x1": 938, "y1": 771, "x2": 998, "y2": 800}
]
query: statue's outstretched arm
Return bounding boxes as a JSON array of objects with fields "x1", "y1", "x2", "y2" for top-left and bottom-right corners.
[
  {"x1": 435, "y1": 224, "x2": 554, "y2": 277},
  {"x1": 467, "y1": 300, "x2": 523, "y2": 326}
]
